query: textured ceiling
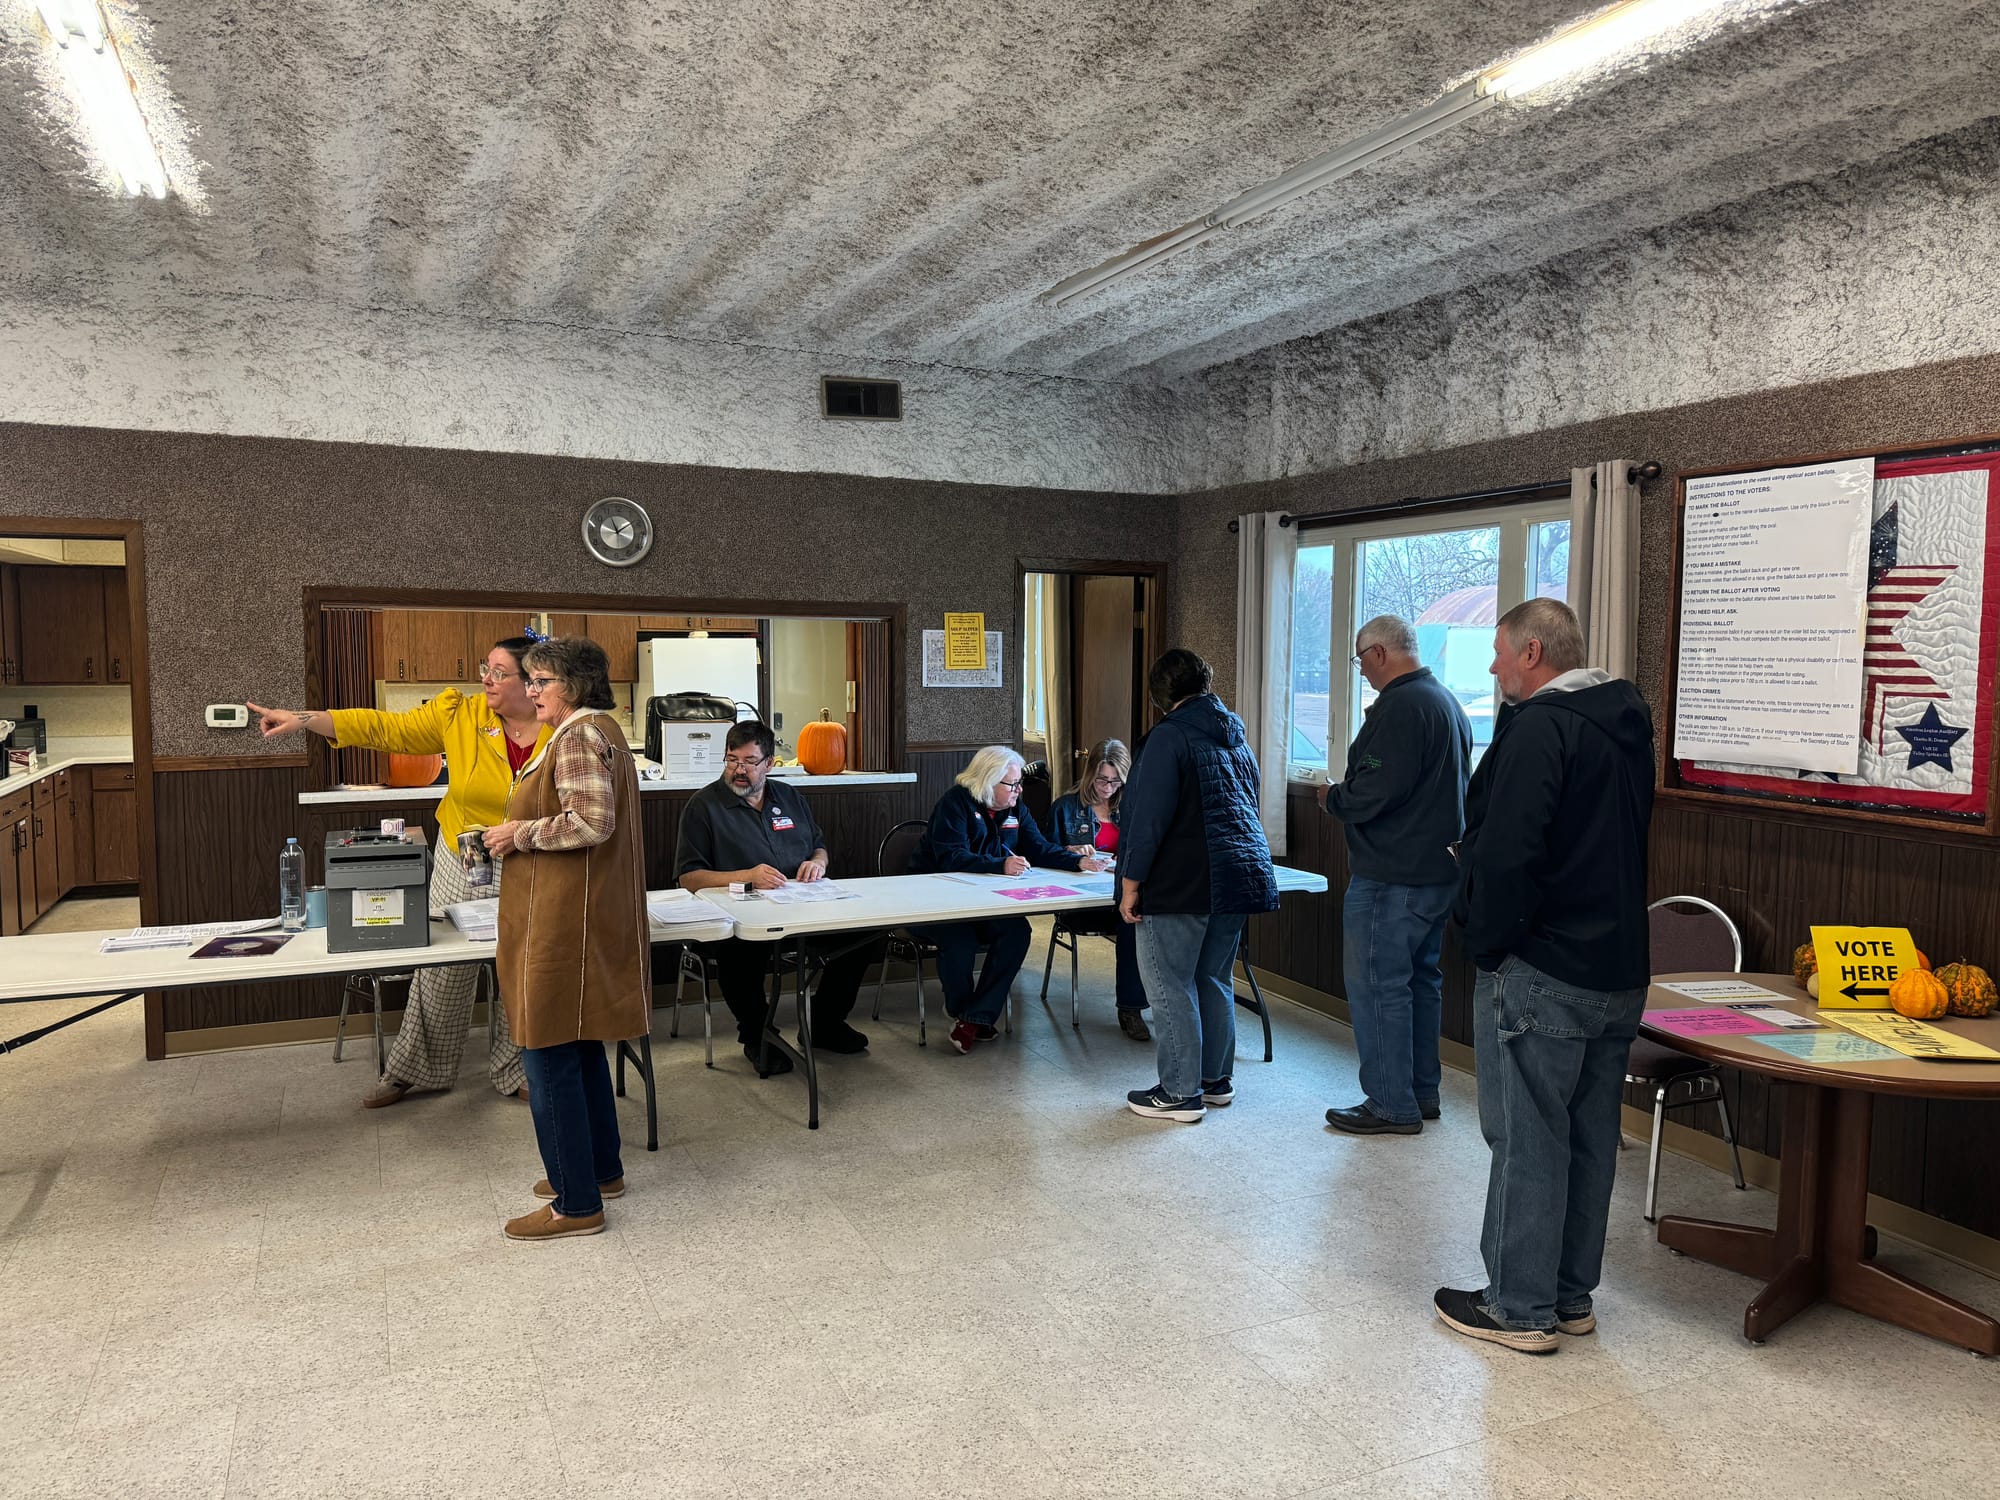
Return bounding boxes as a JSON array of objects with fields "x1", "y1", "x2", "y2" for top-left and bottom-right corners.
[{"x1": 3, "y1": 0, "x2": 1996, "y2": 388}]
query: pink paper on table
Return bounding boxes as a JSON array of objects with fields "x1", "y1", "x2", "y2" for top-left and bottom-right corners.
[
  {"x1": 997, "y1": 885, "x2": 1079, "y2": 901},
  {"x1": 1646, "y1": 1008, "x2": 1782, "y2": 1038}
]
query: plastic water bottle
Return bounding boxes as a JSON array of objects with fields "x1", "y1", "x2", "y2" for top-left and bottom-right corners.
[{"x1": 279, "y1": 837, "x2": 306, "y2": 932}]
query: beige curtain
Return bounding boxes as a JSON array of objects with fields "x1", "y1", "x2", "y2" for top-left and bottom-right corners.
[
  {"x1": 1023, "y1": 574, "x2": 1071, "y2": 781},
  {"x1": 1235, "y1": 510, "x2": 1296, "y2": 855},
  {"x1": 1568, "y1": 460, "x2": 1640, "y2": 679}
]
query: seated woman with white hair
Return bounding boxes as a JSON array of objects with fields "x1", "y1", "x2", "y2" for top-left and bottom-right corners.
[{"x1": 911, "y1": 745, "x2": 1107, "y2": 1055}]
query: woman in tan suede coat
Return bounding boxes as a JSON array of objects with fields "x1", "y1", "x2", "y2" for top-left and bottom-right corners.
[{"x1": 485, "y1": 636, "x2": 650, "y2": 1241}]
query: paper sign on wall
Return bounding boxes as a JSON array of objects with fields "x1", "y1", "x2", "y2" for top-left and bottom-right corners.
[
  {"x1": 1809, "y1": 925, "x2": 1920, "y2": 1008},
  {"x1": 922, "y1": 630, "x2": 1003, "y2": 688},
  {"x1": 943, "y1": 613, "x2": 988, "y2": 671}
]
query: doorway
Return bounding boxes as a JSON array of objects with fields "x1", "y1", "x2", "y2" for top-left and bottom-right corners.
[{"x1": 1019, "y1": 560, "x2": 1164, "y2": 810}]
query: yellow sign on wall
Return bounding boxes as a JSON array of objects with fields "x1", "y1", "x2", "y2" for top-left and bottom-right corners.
[
  {"x1": 943, "y1": 612, "x2": 987, "y2": 671},
  {"x1": 1825, "y1": 1012, "x2": 2000, "y2": 1063},
  {"x1": 1810, "y1": 925, "x2": 1921, "y2": 1009}
]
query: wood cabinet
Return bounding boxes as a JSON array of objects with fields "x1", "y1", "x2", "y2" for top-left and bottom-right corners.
[
  {"x1": 372, "y1": 610, "x2": 413, "y2": 683},
  {"x1": 66, "y1": 769, "x2": 93, "y2": 889},
  {"x1": 16, "y1": 566, "x2": 110, "y2": 684},
  {"x1": 586, "y1": 614, "x2": 641, "y2": 680},
  {"x1": 469, "y1": 612, "x2": 531, "y2": 664},
  {"x1": 102, "y1": 572, "x2": 132, "y2": 683},
  {"x1": 53, "y1": 769, "x2": 78, "y2": 892},
  {"x1": 408, "y1": 611, "x2": 473, "y2": 682},
  {"x1": 0, "y1": 783, "x2": 30, "y2": 936},
  {"x1": 0, "y1": 565, "x2": 19, "y2": 688},
  {"x1": 31, "y1": 776, "x2": 58, "y2": 913},
  {"x1": 89, "y1": 763, "x2": 138, "y2": 885},
  {"x1": 639, "y1": 614, "x2": 759, "y2": 633}
]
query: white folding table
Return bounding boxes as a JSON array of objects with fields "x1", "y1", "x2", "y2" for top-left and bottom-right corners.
[
  {"x1": 0, "y1": 897, "x2": 736, "y2": 1151},
  {"x1": 696, "y1": 865, "x2": 1329, "y2": 1128}
]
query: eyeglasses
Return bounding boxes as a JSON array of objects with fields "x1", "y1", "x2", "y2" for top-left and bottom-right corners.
[
  {"x1": 723, "y1": 754, "x2": 769, "y2": 771},
  {"x1": 1091, "y1": 772, "x2": 1123, "y2": 789},
  {"x1": 477, "y1": 665, "x2": 520, "y2": 683},
  {"x1": 525, "y1": 676, "x2": 561, "y2": 694},
  {"x1": 996, "y1": 778, "x2": 1022, "y2": 792},
  {"x1": 1352, "y1": 644, "x2": 1385, "y2": 665}
]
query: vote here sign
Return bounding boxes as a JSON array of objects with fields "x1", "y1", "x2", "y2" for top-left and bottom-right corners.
[{"x1": 1810, "y1": 926, "x2": 1922, "y2": 1009}]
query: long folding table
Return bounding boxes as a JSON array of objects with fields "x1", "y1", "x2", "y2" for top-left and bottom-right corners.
[
  {"x1": 0, "y1": 898, "x2": 736, "y2": 1151},
  {"x1": 698, "y1": 864, "x2": 1330, "y2": 1128}
]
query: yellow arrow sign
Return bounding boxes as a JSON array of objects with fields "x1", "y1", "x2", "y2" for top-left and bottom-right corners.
[{"x1": 1810, "y1": 925, "x2": 1921, "y2": 1009}]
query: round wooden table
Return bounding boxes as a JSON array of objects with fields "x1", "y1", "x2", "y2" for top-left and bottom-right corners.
[{"x1": 1642, "y1": 972, "x2": 2000, "y2": 1355}]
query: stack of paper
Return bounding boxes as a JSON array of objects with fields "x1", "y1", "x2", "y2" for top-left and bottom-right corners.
[
  {"x1": 759, "y1": 880, "x2": 858, "y2": 906},
  {"x1": 99, "y1": 918, "x2": 277, "y2": 954},
  {"x1": 444, "y1": 899, "x2": 499, "y2": 941},
  {"x1": 647, "y1": 892, "x2": 725, "y2": 926}
]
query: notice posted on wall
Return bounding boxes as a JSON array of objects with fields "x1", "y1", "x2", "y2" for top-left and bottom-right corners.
[
  {"x1": 1673, "y1": 457, "x2": 1874, "y2": 773},
  {"x1": 922, "y1": 629, "x2": 1002, "y2": 688}
]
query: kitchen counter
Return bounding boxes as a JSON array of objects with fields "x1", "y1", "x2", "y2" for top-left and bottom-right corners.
[
  {"x1": 299, "y1": 768, "x2": 916, "y2": 806},
  {"x1": 0, "y1": 737, "x2": 135, "y2": 794}
]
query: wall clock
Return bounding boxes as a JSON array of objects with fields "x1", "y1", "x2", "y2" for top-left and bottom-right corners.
[{"x1": 581, "y1": 496, "x2": 653, "y2": 568}]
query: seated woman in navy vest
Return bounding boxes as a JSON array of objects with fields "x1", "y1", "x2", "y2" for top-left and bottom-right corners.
[{"x1": 911, "y1": 745, "x2": 1107, "y2": 1055}]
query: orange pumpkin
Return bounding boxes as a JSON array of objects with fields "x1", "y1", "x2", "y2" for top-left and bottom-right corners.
[
  {"x1": 796, "y1": 708, "x2": 847, "y2": 777},
  {"x1": 1935, "y1": 962, "x2": 1999, "y2": 1019},
  {"x1": 1915, "y1": 949, "x2": 1933, "y2": 971},
  {"x1": 1792, "y1": 943, "x2": 1818, "y2": 988},
  {"x1": 386, "y1": 752, "x2": 444, "y2": 788},
  {"x1": 1888, "y1": 968, "x2": 1950, "y2": 1021}
]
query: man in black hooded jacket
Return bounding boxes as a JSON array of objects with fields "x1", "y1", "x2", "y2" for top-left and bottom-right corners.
[{"x1": 1434, "y1": 598, "x2": 1655, "y2": 1356}]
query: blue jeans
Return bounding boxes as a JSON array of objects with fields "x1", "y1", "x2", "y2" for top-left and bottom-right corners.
[
  {"x1": 1136, "y1": 913, "x2": 1245, "y2": 1099},
  {"x1": 521, "y1": 1040, "x2": 624, "y2": 1218},
  {"x1": 1474, "y1": 955, "x2": 1644, "y2": 1331},
  {"x1": 1342, "y1": 876, "x2": 1456, "y2": 1124},
  {"x1": 916, "y1": 917, "x2": 1032, "y2": 1025}
]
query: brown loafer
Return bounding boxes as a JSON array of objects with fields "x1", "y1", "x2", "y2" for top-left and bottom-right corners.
[
  {"x1": 361, "y1": 1077, "x2": 412, "y2": 1109},
  {"x1": 533, "y1": 1177, "x2": 625, "y2": 1201},
  {"x1": 504, "y1": 1203, "x2": 606, "y2": 1241}
]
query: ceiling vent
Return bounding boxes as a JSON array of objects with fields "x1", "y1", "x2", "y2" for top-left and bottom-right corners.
[{"x1": 821, "y1": 377, "x2": 902, "y2": 421}]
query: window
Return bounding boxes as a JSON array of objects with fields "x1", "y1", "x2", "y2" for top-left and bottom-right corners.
[{"x1": 1287, "y1": 496, "x2": 1571, "y2": 779}]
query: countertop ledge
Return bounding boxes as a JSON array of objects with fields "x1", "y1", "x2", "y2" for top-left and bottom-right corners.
[
  {"x1": 300, "y1": 769, "x2": 917, "y2": 805},
  {"x1": 0, "y1": 739, "x2": 136, "y2": 795}
]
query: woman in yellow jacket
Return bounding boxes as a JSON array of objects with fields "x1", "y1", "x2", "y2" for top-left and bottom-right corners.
[{"x1": 248, "y1": 632, "x2": 549, "y2": 1107}]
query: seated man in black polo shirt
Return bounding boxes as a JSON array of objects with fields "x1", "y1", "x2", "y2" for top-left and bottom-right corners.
[{"x1": 674, "y1": 721, "x2": 880, "y2": 1074}]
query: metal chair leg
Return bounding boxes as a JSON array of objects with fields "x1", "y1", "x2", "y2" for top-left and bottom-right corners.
[
  {"x1": 1645, "y1": 1086, "x2": 1669, "y2": 1222},
  {"x1": 915, "y1": 960, "x2": 927, "y2": 1047},
  {"x1": 671, "y1": 947, "x2": 686, "y2": 1038},
  {"x1": 701, "y1": 965, "x2": 714, "y2": 1068},
  {"x1": 333, "y1": 977, "x2": 354, "y2": 1061},
  {"x1": 872, "y1": 953, "x2": 888, "y2": 1021},
  {"x1": 1069, "y1": 933, "x2": 1080, "y2": 1029},
  {"x1": 368, "y1": 976, "x2": 388, "y2": 1077},
  {"x1": 1715, "y1": 1083, "x2": 1747, "y2": 1190},
  {"x1": 1040, "y1": 926, "x2": 1058, "y2": 1000},
  {"x1": 641, "y1": 1031, "x2": 658, "y2": 1151}
]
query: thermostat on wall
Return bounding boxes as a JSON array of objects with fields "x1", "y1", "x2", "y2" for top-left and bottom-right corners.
[{"x1": 206, "y1": 704, "x2": 250, "y2": 729}]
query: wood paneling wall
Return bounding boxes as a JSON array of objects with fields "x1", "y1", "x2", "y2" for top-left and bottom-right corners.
[
  {"x1": 1251, "y1": 783, "x2": 2000, "y2": 1241},
  {"x1": 149, "y1": 748, "x2": 978, "y2": 1045}
]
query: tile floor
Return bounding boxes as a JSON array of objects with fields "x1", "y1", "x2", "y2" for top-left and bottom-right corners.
[{"x1": 2, "y1": 900, "x2": 1997, "y2": 1498}]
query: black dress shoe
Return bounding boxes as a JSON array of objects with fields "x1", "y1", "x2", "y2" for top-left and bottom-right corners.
[
  {"x1": 1421, "y1": 1103, "x2": 1441, "y2": 1121},
  {"x1": 812, "y1": 1022, "x2": 870, "y2": 1054},
  {"x1": 1324, "y1": 1104, "x2": 1422, "y2": 1135},
  {"x1": 742, "y1": 1042, "x2": 794, "y2": 1077}
]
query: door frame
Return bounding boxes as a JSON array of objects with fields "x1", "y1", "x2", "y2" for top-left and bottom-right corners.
[
  {"x1": 1014, "y1": 556, "x2": 1170, "y2": 760},
  {"x1": 0, "y1": 515, "x2": 158, "y2": 1053}
]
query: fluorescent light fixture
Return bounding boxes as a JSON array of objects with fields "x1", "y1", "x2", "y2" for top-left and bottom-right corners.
[
  {"x1": 1480, "y1": 0, "x2": 1754, "y2": 100},
  {"x1": 1042, "y1": 0, "x2": 1781, "y2": 305},
  {"x1": 34, "y1": 1, "x2": 171, "y2": 198}
]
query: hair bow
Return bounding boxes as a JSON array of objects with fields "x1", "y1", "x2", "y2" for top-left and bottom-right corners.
[{"x1": 521, "y1": 623, "x2": 550, "y2": 642}]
